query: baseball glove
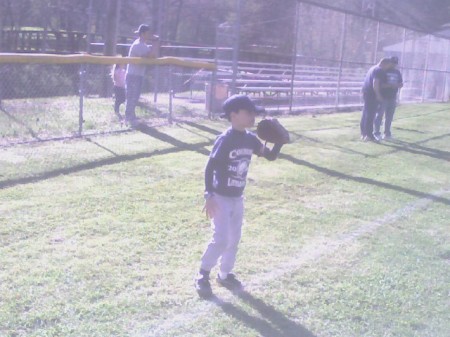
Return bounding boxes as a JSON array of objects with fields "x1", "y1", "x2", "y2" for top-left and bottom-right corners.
[{"x1": 256, "y1": 118, "x2": 290, "y2": 144}]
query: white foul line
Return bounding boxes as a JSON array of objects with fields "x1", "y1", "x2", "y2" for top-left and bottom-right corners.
[{"x1": 141, "y1": 189, "x2": 449, "y2": 337}]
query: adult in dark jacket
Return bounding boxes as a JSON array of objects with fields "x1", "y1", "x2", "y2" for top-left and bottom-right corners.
[
  {"x1": 360, "y1": 58, "x2": 391, "y2": 141},
  {"x1": 374, "y1": 56, "x2": 403, "y2": 139}
]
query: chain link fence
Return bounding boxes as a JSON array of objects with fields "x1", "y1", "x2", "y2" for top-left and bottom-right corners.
[
  {"x1": 2, "y1": 3, "x2": 450, "y2": 147},
  {"x1": 0, "y1": 55, "x2": 215, "y2": 147},
  {"x1": 291, "y1": 1, "x2": 450, "y2": 110},
  {"x1": 213, "y1": 1, "x2": 450, "y2": 112}
]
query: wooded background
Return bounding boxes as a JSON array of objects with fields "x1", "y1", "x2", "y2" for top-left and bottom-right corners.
[{"x1": 1, "y1": 0, "x2": 449, "y2": 60}]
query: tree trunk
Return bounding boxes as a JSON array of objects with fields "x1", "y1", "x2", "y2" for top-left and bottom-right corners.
[
  {"x1": 102, "y1": 0, "x2": 121, "y2": 97},
  {"x1": 104, "y1": 0, "x2": 120, "y2": 57},
  {"x1": 172, "y1": 0, "x2": 184, "y2": 41},
  {"x1": 5, "y1": 0, "x2": 16, "y2": 28}
]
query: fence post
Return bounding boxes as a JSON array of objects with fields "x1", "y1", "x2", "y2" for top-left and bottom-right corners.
[
  {"x1": 0, "y1": 16, "x2": 3, "y2": 52},
  {"x1": 208, "y1": 40, "x2": 220, "y2": 119},
  {"x1": 231, "y1": 0, "x2": 242, "y2": 95},
  {"x1": 86, "y1": 0, "x2": 94, "y2": 53},
  {"x1": 78, "y1": 64, "x2": 86, "y2": 137},
  {"x1": 373, "y1": 21, "x2": 380, "y2": 63},
  {"x1": 153, "y1": 67, "x2": 160, "y2": 103},
  {"x1": 289, "y1": 1, "x2": 300, "y2": 114},
  {"x1": 168, "y1": 66, "x2": 173, "y2": 124},
  {"x1": 154, "y1": 0, "x2": 164, "y2": 104},
  {"x1": 421, "y1": 34, "x2": 431, "y2": 102},
  {"x1": 442, "y1": 39, "x2": 450, "y2": 102},
  {"x1": 335, "y1": 13, "x2": 347, "y2": 109},
  {"x1": 399, "y1": 28, "x2": 407, "y2": 103},
  {"x1": 208, "y1": 68, "x2": 217, "y2": 119},
  {"x1": 0, "y1": 66, "x2": 3, "y2": 108}
]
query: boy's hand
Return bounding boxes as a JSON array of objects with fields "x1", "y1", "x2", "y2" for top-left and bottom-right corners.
[{"x1": 203, "y1": 196, "x2": 218, "y2": 219}]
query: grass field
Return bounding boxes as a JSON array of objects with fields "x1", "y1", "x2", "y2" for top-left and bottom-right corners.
[
  {"x1": 0, "y1": 92, "x2": 206, "y2": 146},
  {"x1": 0, "y1": 103, "x2": 449, "y2": 337}
]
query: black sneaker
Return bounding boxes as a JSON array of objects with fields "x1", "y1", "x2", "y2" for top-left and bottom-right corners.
[
  {"x1": 195, "y1": 273, "x2": 213, "y2": 298},
  {"x1": 216, "y1": 273, "x2": 243, "y2": 290}
]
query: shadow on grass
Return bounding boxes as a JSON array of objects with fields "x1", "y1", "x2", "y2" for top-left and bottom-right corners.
[
  {"x1": 0, "y1": 106, "x2": 41, "y2": 141},
  {"x1": 182, "y1": 120, "x2": 223, "y2": 136},
  {"x1": 186, "y1": 120, "x2": 374, "y2": 158},
  {"x1": 0, "y1": 126, "x2": 212, "y2": 189},
  {"x1": 180, "y1": 122, "x2": 450, "y2": 204},
  {"x1": 3, "y1": 119, "x2": 448, "y2": 209},
  {"x1": 173, "y1": 120, "x2": 224, "y2": 142},
  {"x1": 173, "y1": 121, "x2": 450, "y2": 205},
  {"x1": 289, "y1": 131, "x2": 375, "y2": 158},
  {"x1": 210, "y1": 290, "x2": 316, "y2": 337},
  {"x1": 85, "y1": 137, "x2": 120, "y2": 156},
  {"x1": 174, "y1": 105, "x2": 205, "y2": 118},
  {"x1": 136, "y1": 101, "x2": 164, "y2": 116},
  {"x1": 135, "y1": 123, "x2": 211, "y2": 156},
  {"x1": 279, "y1": 153, "x2": 450, "y2": 206},
  {"x1": 394, "y1": 127, "x2": 426, "y2": 134},
  {"x1": 377, "y1": 134, "x2": 450, "y2": 161},
  {"x1": 394, "y1": 108, "x2": 448, "y2": 121}
]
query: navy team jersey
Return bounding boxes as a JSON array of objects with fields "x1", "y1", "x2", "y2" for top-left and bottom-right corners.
[
  {"x1": 381, "y1": 68, "x2": 403, "y2": 99},
  {"x1": 205, "y1": 128, "x2": 263, "y2": 197},
  {"x1": 362, "y1": 65, "x2": 387, "y2": 98}
]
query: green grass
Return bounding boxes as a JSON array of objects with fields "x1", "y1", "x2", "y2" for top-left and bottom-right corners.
[
  {"x1": 0, "y1": 103, "x2": 449, "y2": 337},
  {"x1": 0, "y1": 93, "x2": 208, "y2": 146}
]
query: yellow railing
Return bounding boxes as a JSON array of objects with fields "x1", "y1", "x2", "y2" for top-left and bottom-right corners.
[{"x1": 0, "y1": 53, "x2": 216, "y2": 70}]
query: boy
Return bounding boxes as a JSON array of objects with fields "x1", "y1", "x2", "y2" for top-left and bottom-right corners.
[{"x1": 195, "y1": 94, "x2": 284, "y2": 298}]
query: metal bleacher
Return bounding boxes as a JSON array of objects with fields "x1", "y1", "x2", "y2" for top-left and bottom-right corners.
[{"x1": 188, "y1": 59, "x2": 366, "y2": 111}]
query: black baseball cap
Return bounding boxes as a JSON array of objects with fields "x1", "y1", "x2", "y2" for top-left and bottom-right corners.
[
  {"x1": 134, "y1": 24, "x2": 150, "y2": 34},
  {"x1": 390, "y1": 56, "x2": 399, "y2": 64},
  {"x1": 221, "y1": 94, "x2": 265, "y2": 118}
]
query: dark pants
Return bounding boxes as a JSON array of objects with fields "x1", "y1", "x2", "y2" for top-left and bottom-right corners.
[
  {"x1": 125, "y1": 74, "x2": 143, "y2": 121},
  {"x1": 114, "y1": 86, "x2": 126, "y2": 116},
  {"x1": 374, "y1": 98, "x2": 396, "y2": 136},
  {"x1": 360, "y1": 93, "x2": 380, "y2": 137}
]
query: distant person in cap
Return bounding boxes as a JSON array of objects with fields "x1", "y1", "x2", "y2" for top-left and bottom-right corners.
[
  {"x1": 360, "y1": 57, "x2": 391, "y2": 142},
  {"x1": 125, "y1": 24, "x2": 161, "y2": 126},
  {"x1": 374, "y1": 56, "x2": 403, "y2": 139},
  {"x1": 194, "y1": 94, "x2": 285, "y2": 298}
]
